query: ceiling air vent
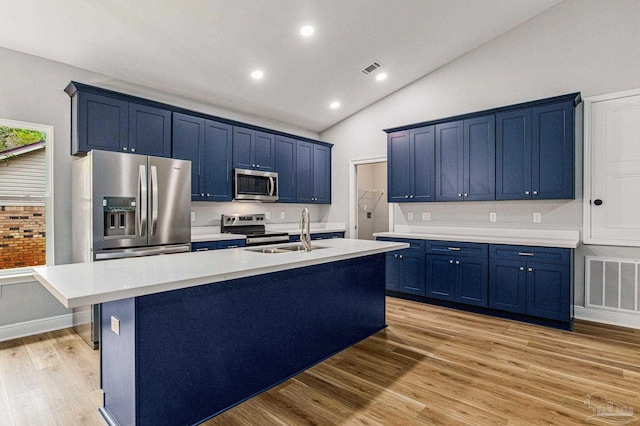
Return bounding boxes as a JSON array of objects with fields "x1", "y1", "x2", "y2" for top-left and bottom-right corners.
[{"x1": 361, "y1": 62, "x2": 381, "y2": 75}]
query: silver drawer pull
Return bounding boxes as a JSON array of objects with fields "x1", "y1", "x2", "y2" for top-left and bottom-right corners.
[
  {"x1": 519, "y1": 267, "x2": 525, "y2": 271},
  {"x1": 196, "y1": 248, "x2": 209, "y2": 251},
  {"x1": 226, "y1": 245, "x2": 239, "y2": 248},
  {"x1": 447, "y1": 247, "x2": 461, "y2": 251},
  {"x1": 518, "y1": 252, "x2": 535, "y2": 256}
]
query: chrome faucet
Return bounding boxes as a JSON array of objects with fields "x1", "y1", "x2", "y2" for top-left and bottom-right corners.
[{"x1": 300, "y1": 208, "x2": 311, "y2": 252}]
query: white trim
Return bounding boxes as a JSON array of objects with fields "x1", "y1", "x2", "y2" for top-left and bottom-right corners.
[
  {"x1": 0, "y1": 313, "x2": 74, "y2": 342},
  {"x1": 575, "y1": 306, "x2": 640, "y2": 330},
  {"x1": 0, "y1": 272, "x2": 35, "y2": 286},
  {"x1": 349, "y1": 156, "x2": 389, "y2": 239}
]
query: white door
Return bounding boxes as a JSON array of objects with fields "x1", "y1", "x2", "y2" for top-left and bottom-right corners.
[{"x1": 586, "y1": 89, "x2": 640, "y2": 245}]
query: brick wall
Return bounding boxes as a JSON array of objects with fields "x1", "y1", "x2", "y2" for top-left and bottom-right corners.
[{"x1": 0, "y1": 205, "x2": 45, "y2": 270}]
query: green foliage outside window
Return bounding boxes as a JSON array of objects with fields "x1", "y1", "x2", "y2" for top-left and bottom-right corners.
[{"x1": 0, "y1": 126, "x2": 46, "y2": 165}]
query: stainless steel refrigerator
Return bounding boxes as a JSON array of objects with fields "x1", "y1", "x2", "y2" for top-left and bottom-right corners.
[{"x1": 72, "y1": 150, "x2": 192, "y2": 348}]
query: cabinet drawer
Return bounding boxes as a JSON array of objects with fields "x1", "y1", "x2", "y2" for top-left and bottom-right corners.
[
  {"x1": 489, "y1": 244, "x2": 570, "y2": 265},
  {"x1": 191, "y1": 242, "x2": 218, "y2": 252},
  {"x1": 426, "y1": 241, "x2": 487, "y2": 257},
  {"x1": 376, "y1": 237, "x2": 425, "y2": 254},
  {"x1": 218, "y1": 239, "x2": 246, "y2": 249}
]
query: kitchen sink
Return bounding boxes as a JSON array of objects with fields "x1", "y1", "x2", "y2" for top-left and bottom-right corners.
[{"x1": 245, "y1": 244, "x2": 329, "y2": 254}]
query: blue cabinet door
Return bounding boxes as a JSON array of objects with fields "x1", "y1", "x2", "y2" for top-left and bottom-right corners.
[
  {"x1": 496, "y1": 108, "x2": 532, "y2": 200},
  {"x1": 426, "y1": 254, "x2": 456, "y2": 301},
  {"x1": 296, "y1": 141, "x2": 314, "y2": 202},
  {"x1": 128, "y1": 103, "x2": 172, "y2": 157},
  {"x1": 172, "y1": 113, "x2": 205, "y2": 199},
  {"x1": 313, "y1": 144, "x2": 331, "y2": 204},
  {"x1": 77, "y1": 92, "x2": 129, "y2": 154},
  {"x1": 412, "y1": 126, "x2": 435, "y2": 202},
  {"x1": 464, "y1": 116, "x2": 495, "y2": 201},
  {"x1": 275, "y1": 136, "x2": 297, "y2": 203},
  {"x1": 435, "y1": 121, "x2": 464, "y2": 201},
  {"x1": 489, "y1": 259, "x2": 527, "y2": 314},
  {"x1": 385, "y1": 253, "x2": 401, "y2": 291},
  {"x1": 526, "y1": 261, "x2": 570, "y2": 321},
  {"x1": 401, "y1": 253, "x2": 426, "y2": 296},
  {"x1": 203, "y1": 120, "x2": 233, "y2": 201},
  {"x1": 457, "y1": 256, "x2": 488, "y2": 307},
  {"x1": 232, "y1": 127, "x2": 254, "y2": 170},
  {"x1": 531, "y1": 102, "x2": 574, "y2": 199},
  {"x1": 387, "y1": 131, "x2": 412, "y2": 202},
  {"x1": 254, "y1": 131, "x2": 275, "y2": 171}
]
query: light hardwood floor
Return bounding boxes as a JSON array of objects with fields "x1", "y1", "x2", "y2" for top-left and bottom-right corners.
[{"x1": 1, "y1": 297, "x2": 639, "y2": 425}]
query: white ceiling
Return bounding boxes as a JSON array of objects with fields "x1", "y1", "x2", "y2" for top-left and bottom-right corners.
[{"x1": 0, "y1": 0, "x2": 562, "y2": 133}]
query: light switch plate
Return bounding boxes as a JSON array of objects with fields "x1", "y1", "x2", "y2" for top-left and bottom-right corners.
[
  {"x1": 280, "y1": 211, "x2": 285, "y2": 220},
  {"x1": 111, "y1": 316, "x2": 120, "y2": 335},
  {"x1": 422, "y1": 212, "x2": 431, "y2": 221},
  {"x1": 407, "y1": 211, "x2": 414, "y2": 221},
  {"x1": 533, "y1": 213, "x2": 542, "y2": 223},
  {"x1": 490, "y1": 212, "x2": 497, "y2": 222},
  {"x1": 265, "y1": 211, "x2": 271, "y2": 220}
]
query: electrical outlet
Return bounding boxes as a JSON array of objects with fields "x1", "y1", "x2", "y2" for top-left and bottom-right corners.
[
  {"x1": 280, "y1": 211, "x2": 285, "y2": 220},
  {"x1": 111, "y1": 316, "x2": 120, "y2": 335},
  {"x1": 422, "y1": 212, "x2": 431, "y2": 221},
  {"x1": 408, "y1": 211, "x2": 414, "y2": 221},
  {"x1": 533, "y1": 213, "x2": 542, "y2": 223},
  {"x1": 490, "y1": 212, "x2": 497, "y2": 222},
  {"x1": 265, "y1": 211, "x2": 271, "y2": 220},
  {"x1": 190, "y1": 212, "x2": 196, "y2": 222}
]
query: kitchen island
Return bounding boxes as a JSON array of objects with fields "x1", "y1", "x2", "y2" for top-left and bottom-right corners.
[{"x1": 34, "y1": 238, "x2": 407, "y2": 426}]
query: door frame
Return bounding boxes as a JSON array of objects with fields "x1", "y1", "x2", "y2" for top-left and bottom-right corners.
[
  {"x1": 583, "y1": 87, "x2": 640, "y2": 246},
  {"x1": 349, "y1": 156, "x2": 391, "y2": 239}
]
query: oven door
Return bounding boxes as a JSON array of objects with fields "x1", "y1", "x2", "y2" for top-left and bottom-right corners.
[{"x1": 234, "y1": 169, "x2": 278, "y2": 202}]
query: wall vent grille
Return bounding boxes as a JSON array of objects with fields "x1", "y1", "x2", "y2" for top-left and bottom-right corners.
[
  {"x1": 361, "y1": 62, "x2": 381, "y2": 75},
  {"x1": 585, "y1": 256, "x2": 640, "y2": 315}
]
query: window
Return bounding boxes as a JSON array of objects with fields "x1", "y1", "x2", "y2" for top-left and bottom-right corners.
[{"x1": 0, "y1": 118, "x2": 53, "y2": 275}]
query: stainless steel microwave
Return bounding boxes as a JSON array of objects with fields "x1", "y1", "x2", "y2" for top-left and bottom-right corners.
[{"x1": 234, "y1": 169, "x2": 279, "y2": 202}]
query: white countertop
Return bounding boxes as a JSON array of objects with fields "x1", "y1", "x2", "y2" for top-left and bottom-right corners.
[
  {"x1": 33, "y1": 238, "x2": 406, "y2": 309},
  {"x1": 374, "y1": 226, "x2": 580, "y2": 248},
  {"x1": 191, "y1": 222, "x2": 346, "y2": 242}
]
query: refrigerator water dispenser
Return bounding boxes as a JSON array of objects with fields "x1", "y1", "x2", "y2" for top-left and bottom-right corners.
[{"x1": 103, "y1": 197, "x2": 136, "y2": 237}]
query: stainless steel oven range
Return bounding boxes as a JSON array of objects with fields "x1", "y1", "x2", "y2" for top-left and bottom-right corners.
[{"x1": 220, "y1": 213, "x2": 289, "y2": 246}]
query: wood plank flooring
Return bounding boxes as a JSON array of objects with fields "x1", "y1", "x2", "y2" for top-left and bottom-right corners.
[{"x1": 1, "y1": 297, "x2": 639, "y2": 425}]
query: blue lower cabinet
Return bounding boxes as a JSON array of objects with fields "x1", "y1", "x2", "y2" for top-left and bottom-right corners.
[
  {"x1": 191, "y1": 239, "x2": 246, "y2": 251},
  {"x1": 426, "y1": 255, "x2": 456, "y2": 301},
  {"x1": 426, "y1": 253, "x2": 488, "y2": 307},
  {"x1": 489, "y1": 244, "x2": 572, "y2": 322},
  {"x1": 386, "y1": 251, "x2": 425, "y2": 296}
]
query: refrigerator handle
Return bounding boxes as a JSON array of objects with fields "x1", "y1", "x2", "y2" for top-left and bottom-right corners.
[
  {"x1": 150, "y1": 165, "x2": 159, "y2": 236},
  {"x1": 138, "y1": 165, "x2": 148, "y2": 237}
]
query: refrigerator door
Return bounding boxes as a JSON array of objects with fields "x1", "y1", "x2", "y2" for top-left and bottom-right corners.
[
  {"x1": 147, "y1": 156, "x2": 191, "y2": 246},
  {"x1": 91, "y1": 150, "x2": 149, "y2": 250}
]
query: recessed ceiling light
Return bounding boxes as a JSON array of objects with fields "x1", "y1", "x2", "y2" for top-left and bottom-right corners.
[
  {"x1": 251, "y1": 70, "x2": 264, "y2": 80},
  {"x1": 330, "y1": 101, "x2": 340, "y2": 109},
  {"x1": 300, "y1": 25, "x2": 314, "y2": 37},
  {"x1": 376, "y1": 73, "x2": 388, "y2": 81}
]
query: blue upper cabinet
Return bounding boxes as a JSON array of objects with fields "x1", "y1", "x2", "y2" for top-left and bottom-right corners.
[
  {"x1": 173, "y1": 113, "x2": 232, "y2": 201},
  {"x1": 296, "y1": 141, "x2": 331, "y2": 204},
  {"x1": 387, "y1": 126, "x2": 435, "y2": 202},
  {"x1": 436, "y1": 117, "x2": 495, "y2": 202},
  {"x1": 497, "y1": 101, "x2": 574, "y2": 200},
  {"x1": 172, "y1": 113, "x2": 205, "y2": 199},
  {"x1": 75, "y1": 91, "x2": 129, "y2": 154},
  {"x1": 232, "y1": 127, "x2": 275, "y2": 171},
  {"x1": 275, "y1": 136, "x2": 297, "y2": 203},
  {"x1": 464, "y1": 115, "x2": 495, "y2": 201},
  {"x1": 70, "y1": 90, "x2": 171, "y2": 157},
  {"x1": 128, "y1": 103, "x2": 172, "y2": 157},
  {"x1": 435, "y1": 121, "x2": 464, "y2": 201},
  {"x1": 202, "y1": 120, "x2": 233, "y2": 201},
  {"x1": 531, "y1": 102, "x2": 574, "y2": 199}
]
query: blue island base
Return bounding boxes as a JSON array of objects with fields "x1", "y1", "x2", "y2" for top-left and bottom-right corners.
[{"x1": 99, "y1": 254, "x2": 386, "y2": 426}]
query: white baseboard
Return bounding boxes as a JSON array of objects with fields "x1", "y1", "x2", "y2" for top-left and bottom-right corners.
[
  {"x1": 574, "y1": 306, "x2": 640, "y2": 330},
  {"x1": 0, "y1": 313, "x2": 75, "y2": 342}
]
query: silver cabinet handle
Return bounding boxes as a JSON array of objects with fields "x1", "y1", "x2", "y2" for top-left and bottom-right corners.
[
  {"x1": 458, "y1": 193, "x2": 462, "y2": 197},
  {"x1": 123, "y1": 147, "x2": 128, "y2": 151},
  {"x1": 533, "y1": 191, "x2": 538, "y2": 195},
  {"x1": 525, "y1": 191, "x2": 530, "y2": 195},
  {"x1": 447, "y1": 247, "x2": 461, "y2": 251},
  {"x1": 252, "y1": 163, "x2": 255, "y2": 167},
  {"x1": 394, "y1": 254, "x2": 398, "y2": 258},
  {"x1": 518, "y1": 252, "x2": 534, "y2": 256},
  {"x1": 519, "y1": 266, "x2": 525, "y2": 271},
  {"x1": 399, "y1": 255, "x2": 403, "y2": 259},
  {"x1": 455, "y1": 260, "x2": 460, "y2": 265},
  {"x1": 410, "y1": 195, "x2": 414, "y2": 198},
  {"x1": 196, "y1": 248, "x2": 209, "y2": 251},
  {"x1": 528, "y1": 267, "x2": 533, "y2": 272},
  {"x1": 131, "y1": 148, "x2": 136, "y2": 152},
  {"x1": 200, "y1": 193, "x2": 205, "y2": 196},
  {"x1": 449, "y1": 260, "x2": 454, "y2": 264},
  {"x1": 226, "y1": 245, "x2": 239, "y2": 248},
  {"x1": 464, "y1": 193, "x2": 468, "y2": 197},
  {"x1": 405, "y1": 195, "x2": 409, "y2": 199}
]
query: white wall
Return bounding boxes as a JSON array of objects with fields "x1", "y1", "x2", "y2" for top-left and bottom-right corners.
[
  {"x1": 320, "y1": 0, "x2": 640, "y2": 310},
  {"x1": 0, "y1": 46, "x2": 319, "y2": 329}
]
